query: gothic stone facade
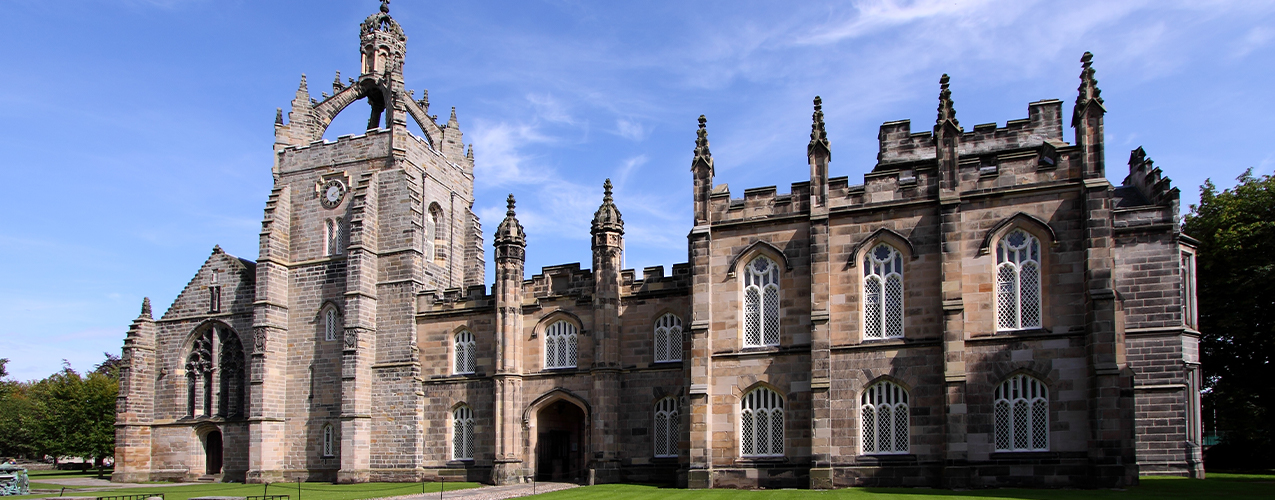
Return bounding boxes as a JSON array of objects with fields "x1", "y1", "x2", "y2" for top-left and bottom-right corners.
[{"x1": 114, "y1": 5, "x2": 1204, "y2": 489}]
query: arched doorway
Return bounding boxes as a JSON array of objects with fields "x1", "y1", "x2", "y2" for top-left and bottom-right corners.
[
  {"x1": 534, "y1": 400, "x2": 586, "y2": 482},
  {"x1": 205, "y1": 430, "x2": 223, "y2": 475}
]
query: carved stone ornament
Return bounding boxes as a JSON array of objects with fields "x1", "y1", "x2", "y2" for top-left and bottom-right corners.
[
  {"x1": 254, "y1": 328, "x2": 268, "y2": 352},
  {"x1": 344, "y1": 330, "x2": 358, "y2": 350}
]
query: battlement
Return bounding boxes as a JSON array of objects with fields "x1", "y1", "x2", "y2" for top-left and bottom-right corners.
[
  {"x1": 621, "y1": 263, "x2": 692, "y2": 296},
  {"x1": 277, "y1": 128, "x2": 393, "y2": 174},
  {"x1": 876, "y1": 99, "x2": 1064, "y2": 168},
  {"x1": 709, "y1": 182, "x2": 812, "y2": 223},
  {"x1": 528, "y1": 263, "x2": 594, "y2": 299}
]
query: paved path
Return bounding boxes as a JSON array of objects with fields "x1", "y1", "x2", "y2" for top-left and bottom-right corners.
[{"x1": 372, "y1": 482, "x2": 579, "y2": 500}]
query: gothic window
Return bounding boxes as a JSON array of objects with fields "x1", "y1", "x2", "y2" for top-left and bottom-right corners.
[
  {"x1": 544, "y1": 321, "x2": 578, "y2": 370},
  {"x1": 743, "y1": 256, "x2": 780, "y2": 347},
  {"x1": 208, "y1": 286, "x2": 222, "y2": 313},
  {"x1": 321, "y1": 424, "x2": 335, "y2": 458},
  {"x1": 740, "y1": 387, "x2": 784, "y2": 457},
  {"x1": 653, "y1": 397, "x2": 679, "y2": 458},
  {"x1": 217, "y1": 332, "x2": 244, "y2": 418},
  {"x1": 994, "y1": 374, "x2": 1049, "y2": 452},
  {"x1": 861, "y1": 381, "x2": 909, "y2": 454},
  {"x1": 653, "y1": 313, "x2": 683, "y2": 363},
  {"x1": 863, "y1": 244, "x2": 904, "y2": 340},
  {"x1": 453, "y1": 405, "x2": 474, "y2": 461},
  {"x1": 454, "y1": 330, "x2": 476, "y2": 375},
  {"x1": 996, "y1": 229, "x2": 1042, "y2": 331},
  {"x1": 324, "y1": 306, "x2": 342, "y2": 342},
  {"x1": 184, "y1": 324, "x2": 245, "y2": 418},
  {"x1": 1182, "y1": 249, "x2": 1197, "y2": 329}
]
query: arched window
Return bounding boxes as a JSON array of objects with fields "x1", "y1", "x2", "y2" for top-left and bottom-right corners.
[
  {"x1": 653, "y1": 397, "x2": 679, "y2": 458},
  {"x1": 863, "y1": 243, "x2": 904, "y2": 340},
  {"x1": 996, "y1": 229, "x2": 1041, "y2": 330},
  {"x1": 185, "y1": 325, "x2": 244, "y2": 418},
  {"x1": 454, "y1": 330, "x2": 476, "y2": 375},
  {"x1": 324, "y1": 306, "x2": 342, "y2": 342},
  {"x1": 544, "y1": 321, "x2": 578, "y2": 369},
  {"x1": 653, "y1": 314, "x2": 683, "y2": 363},
  {"x1": 994, "y1": 374, "x2": 1049, "y2": 451},
  {"x1": 740, "y1": 387, "x2": 784, "y2": 457},
  {"x1": 743, "y1": 256, "x2": 780, "y2": 347},
  {"x1": 321, "y1": 424, "x2": 335, "y2": 458},
  {"x1": 326, "y1": 218, "x2": 343, "y2": 256},
  {"x1": 453, "y1": 405, "x2": 474, "y2": 460},
  {"x1": 861, "y1": 381, "x2": 909, "y2": 454},
  {"x1": 428, "y1": 204, "x2": 444, "y2": 264}
]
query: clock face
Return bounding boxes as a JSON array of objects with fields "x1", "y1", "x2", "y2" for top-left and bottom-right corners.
[{"x1": 320, "y1": 179, "x2": 345, "y2": 208}]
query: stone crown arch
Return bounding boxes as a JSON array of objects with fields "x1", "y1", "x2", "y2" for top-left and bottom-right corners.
[
  {"x1": 848, "y1": 227, "x2": 917, "y2": 268},
  {"x1": 726, "y1": 240, "x2": 793, "y2": 278},
  {"x1": 978, "y1": 212, "x2": 1058, "y2": 256},
  {"x1": 736, "y1": 379, "x2": 788, "y2": 400},
  {"x1": 861, "y1": 373, "x2": 915, "y2": 394}
]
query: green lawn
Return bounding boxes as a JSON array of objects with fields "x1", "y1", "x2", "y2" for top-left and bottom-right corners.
[
  {"x1": 8, "y1": 480, "x2": 480, "y2": 500},
  {"x1": 530, "y1": 474, "x2": 1275, "y2": 500}
]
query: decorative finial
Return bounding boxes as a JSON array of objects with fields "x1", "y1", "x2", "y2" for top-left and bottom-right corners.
[
  {"x1": 506, "y1": 194, "x2": 516, "y2": 216},
  {"x1": 603, "y1": 179, "x2": 613, "y2": 201},
  {"x1": 1078, "y1": 51, "x2": 1102, "y2": 105},
  {"x1": 380, "y1": 0, "x2": 391, "y2": 14},
  {"x1": 449, "y1": 106, "x2": 458, "y2": 123},
  {"x1": 466, "y1": 144, "x2": 474, "y2": 159},
  {"x1": 212, "y1": 244, "x2": 223, "y2": 254},
  {"x1": 809, "y1": 96, "x2": 830, "y2": 156},
  {"x1": 936, "y1": 74, "x2": 959, "y2": 129},
  {"x1": 275, "y1": 108, "x2": 283, "y2": 125},
  {"x1": 333, "y1": 71, "x2": 343, "y2": 92},
  {"x1": 141, "y1": 297, "x2": 152, "y2": 318},
  {"x1": 298, "y1": 73, "x2": 308, "y2": 90},
  {"x1": 693, "y1": 115, "x2": 712, "y2": 160}
]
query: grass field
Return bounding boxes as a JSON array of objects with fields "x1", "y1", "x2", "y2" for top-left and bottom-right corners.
[{"x1": 5, "y1": 474, "x2": 1272, "y2": 500}]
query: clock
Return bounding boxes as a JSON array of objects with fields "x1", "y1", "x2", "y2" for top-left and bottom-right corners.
[{"x1": 320, "y1": 179, "x2": 346, "y2": 208}]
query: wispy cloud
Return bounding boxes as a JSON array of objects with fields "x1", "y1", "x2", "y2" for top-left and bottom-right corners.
[
  {"x1": 614, "y1": 119, "x2": 647, "y2": 141},
  {"x1": 1232, "y1": 26, "x2": 1274, "y2": 60}
]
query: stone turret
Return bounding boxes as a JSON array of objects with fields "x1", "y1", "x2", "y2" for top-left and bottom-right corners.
[
  {"x1": 691, "y1": 115, "x2": 714, "y2": 226},
  {"x1": 113, "y1": 297, "x2": 157, "y2": 483},
  {"x1": 491, "y1": 194, "x2": 526, "y2": 485},
  {"x1": 1073, "y1": 52, "x2": 1106, "y2": 179},
  {"x1": 590, "y1": 179, "x2": 624, "y2": 483}
]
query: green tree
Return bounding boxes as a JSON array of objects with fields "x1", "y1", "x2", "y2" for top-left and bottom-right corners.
[{"x1": 1183, "y1": 169, "x2": 1275, "y2": 469}]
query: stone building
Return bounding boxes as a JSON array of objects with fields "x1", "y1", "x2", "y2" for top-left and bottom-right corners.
[{"x1": 114, "y1": 2, "x2": 1204, "y2": 489}]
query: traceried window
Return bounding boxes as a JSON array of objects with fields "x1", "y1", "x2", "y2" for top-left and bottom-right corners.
[
  {"x1": 654, "y1": 314, "x2": 683, "y2": 363},
  {"x1": 861, "y1": 381, "x2": 909, "y2": 454},
  {"x1": 740, "y1": 387, "x2": 784, "y2": 457},
  {"x1": 321, "y1": 424, "x2": 335, "y2": 458},
  {"x1": 454, "y1": 330, "x2": 476, "y2": 374},
  {"x1": 452, "y1": 405, "x2": 474, "y2": 461},
  {"x1": 184, "y1": 324, "x2": 244, "y2": 418},
  {"x1": 1182, "y1": 250, "x2": 1197, "y2": 329},
  {"x1": 994, "y1": 374, "x2": 1049, "y2": 452},
  {"x1": 863, "y1": 244, "x2": 904, "y2": 340},
  {"x1": 544, "y1": 320, "x2": 578, "y2": 370},
  {"x1": 743, "y1": 256, "x2": 780, "y2": 347},
  {"x1": 428, "y1": 204, "x2": 444, "y2": 265},
  {"x1": 653, "y1": 397, "x2": 679, "y2": 458},
  {"x1": 324, "y1": 306, "x2": 341, "y2": 342},
  {"x1": 996, "y1": 229, "x2": 1042, "y2": 330}
]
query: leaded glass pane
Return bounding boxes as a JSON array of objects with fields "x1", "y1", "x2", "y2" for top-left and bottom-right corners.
[
  {"x1": 745, "y1": 288, "x2": 761, "y2": 346},
  {"x1": 864, "y1": 277, "x2": 882, "y2": 339},
  {"x1": 862, "y1": 406, "x2": 876, "y2": 453},
  {"x1": 1021, "y1": 261, "x2": 1041, "y2": 328},
  {"x1": 1013, "y1": 400, "x2": 1029, "y2": 449},
  {"x1": 995, "y1": 400, "x2": 1011, "y2": 449},
  {"x1": 1032, "y1": 399, "x2": 1049, "y2": 450},
  {"x1": 997, "y1": 265, "x2": 1018, "y2": 329},
  {"x1": 885, "y1": 275, "x2": 904, "y2": 338},
  {"x1": 763, "y1": 285, "x2": 780, "y2": 346}
]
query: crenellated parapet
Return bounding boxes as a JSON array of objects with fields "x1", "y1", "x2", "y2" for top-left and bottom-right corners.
[{"x1": 876, "y1": 99, "x2": 1065, "y2": 169}]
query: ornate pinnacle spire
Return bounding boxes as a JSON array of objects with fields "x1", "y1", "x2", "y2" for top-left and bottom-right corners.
[
  {"x1": 495, "y1": 194, "x2": 526, "y2": 246},
  {"x1": 141, "y1": 297, "x2": 152, "y2": 319},
  {"x1": 333, "y1": 71, "x2": 343, "y2": 92},
  {"x1": 692, "y1": 115, "x2": 713, "y2": 172},
  {"x1": 275, "y1": 108, "x2": 283, "y2": 125},
  {"x1": 448, "y1": 106, "x2": 458, "y2": 126},
  {"x1": 380, "y1": 0, "x2": 391, "y2": 14},
  {"x1": 592, "y1": 179, "x2": 624, "y2": 235},
  {"x1": 298, "y1": 74, "x2": 308, "y2": 93},
  {"x1": 466, "y1": 144, "x2": 474, "y2": 159},
  {"x1": 1074, "y1": 51, "x2": 1106, "y2": 121},
  {"x1": 808, "y1": 96, "x2": 830, "y2": 157},
  {"x1": 935, "y1": 74, "x2": 959, "y2": 130}
]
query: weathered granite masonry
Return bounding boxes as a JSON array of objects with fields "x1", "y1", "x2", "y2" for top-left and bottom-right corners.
[{"x1": 116, "y1": 4, "x2": 1202, "y2": 489}]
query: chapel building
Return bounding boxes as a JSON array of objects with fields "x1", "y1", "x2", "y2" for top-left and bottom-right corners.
[{"x1": 114, "y1": 3, "x2": 1204, "y2": 489}]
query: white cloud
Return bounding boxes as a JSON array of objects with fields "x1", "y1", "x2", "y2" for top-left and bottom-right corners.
[
  {"x1": 1232, "y1": 26, "x2": 1274, "y2": 59},
  {"x1": 614, "y1": 118, "x2": 647, "y2": 141}
]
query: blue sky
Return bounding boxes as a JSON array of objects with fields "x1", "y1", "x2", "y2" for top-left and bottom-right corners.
[{"x1": 1, "y1": 0, "x2": 1271, "y2": 382}]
